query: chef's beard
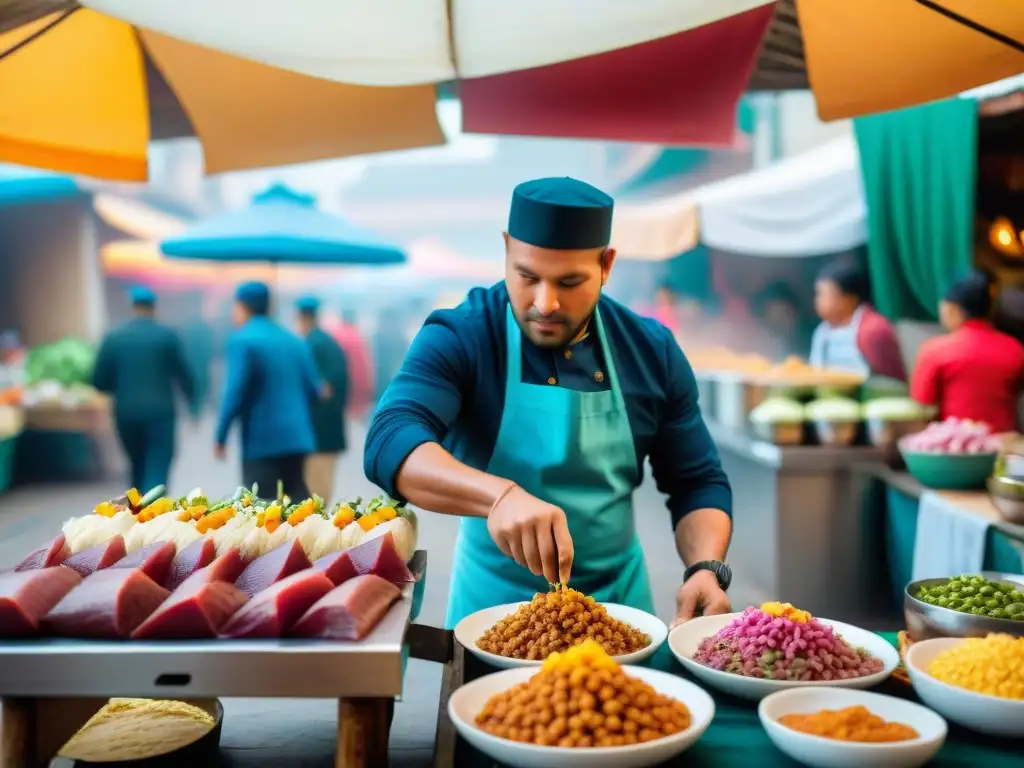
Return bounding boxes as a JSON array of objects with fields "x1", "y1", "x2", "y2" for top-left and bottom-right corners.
[{"x1": 515, "y1": 306, "x2": 595, "y2": 349}]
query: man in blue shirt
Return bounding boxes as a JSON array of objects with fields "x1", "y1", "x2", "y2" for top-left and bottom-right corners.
[
  {"x1": 215, "y1": 282, "x2": 324, "y2": 500},
  {"x1": 93, "y1": 286, "x2": 196, "y2": 493},
  {"x1": 295, "y1": 295, "x2": 349, "y2": 501},
  {"x1": 365, "y1": 177, "x2": 734, "y2": 630}
]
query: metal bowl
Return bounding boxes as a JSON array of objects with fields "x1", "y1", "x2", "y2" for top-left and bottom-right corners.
[
  {"x1": 988, "y1": 476, "x2": 1024, "y2": 524},
  {"x1": 813, "y1": 419, "x2": 859, "y2": 446},
  {"x1": 904, "y1": 574, "x2": 1024, "y2": 641},
  {"x1": 865, "y1": 417, "x2": 929, "y2": 448},
  {"x1": 750, "y1": 421, "x2": 804, "y2": 446}
]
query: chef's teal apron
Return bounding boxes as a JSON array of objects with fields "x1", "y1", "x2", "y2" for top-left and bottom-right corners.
[{"x1": 445, "y1": 306, "x2": 654, "y2": 629}]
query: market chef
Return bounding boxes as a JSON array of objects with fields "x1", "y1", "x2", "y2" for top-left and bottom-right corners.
[
  {"x1": 364, "y1": 177, "x2": 734, "y2": 630},
  {"x1": 809, "y1": 263, "x2": 907, "y2": 381},
  {"x1": 93, "y1": 286, "x2": 197, "y2": 492},
  {"x1": 911, "y1": 271, "x2": 1024, "y2": 433}
]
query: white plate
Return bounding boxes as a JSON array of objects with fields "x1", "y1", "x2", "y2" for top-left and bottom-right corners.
[
  {"x1": 905, "y1": 637, "x2": 1024, "y2": 738},
  {"x1": 448, "y1": 664, "x2": 714, "y2": 768},
  {"x1": 454, "y1": 602, "x2": 667, "y2": 670},
  {"x1": 667, "y1": 613, "x2": 899, "y2": 701},
  {"x1": 759, "y1": 687, "x2": 947, "y2": 768}
]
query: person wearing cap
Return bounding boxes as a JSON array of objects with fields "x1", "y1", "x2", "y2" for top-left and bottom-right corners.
[
  {"x1": 911, "y1": 271, "x2": 1024, "y2": 433},
  {"x1": 810, "y1": 263, "x2": 907, "y2": 380},
  {"x1": 365, "y1": 177, "x2": 734, "y2": 630},
  {"x1": 92, "y1": 286, "x2": 197, "y2": 492},
  {"x1": 295, "y1": 295, "x2": 349, "y2": 501},
  {"x1": 215, "y1": 282, "x2": 325, "y2": 499}
]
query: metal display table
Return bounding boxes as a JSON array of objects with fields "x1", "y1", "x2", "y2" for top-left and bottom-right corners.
[{"x1": 0, "y1": 550, "x2": 427, "y2": 768}]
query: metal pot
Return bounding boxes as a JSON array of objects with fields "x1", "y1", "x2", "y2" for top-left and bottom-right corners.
[
  {"x1": 814, "y1": 420, "x2": 859, "y2": 446},
  {"x1": 713, "y1": 375, "x2": 766, "y2": 430},
  {"x1": 865, "y1": 417, "x2": 929, "y2": 448},
  {"x1": 988, "y1": 476, "x2": 1024, "y2": 525}
]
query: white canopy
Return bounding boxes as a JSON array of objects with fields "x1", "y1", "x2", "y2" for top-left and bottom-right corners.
[
  {"x1": 695, "y1": 133, "x2": 867, "y2": 257},
  {"x1": 79, "y1": 0, "x2": 772, "y2": 86}
]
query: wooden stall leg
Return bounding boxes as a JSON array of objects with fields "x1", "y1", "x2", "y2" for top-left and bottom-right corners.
[
  {"x1": 0, "y1": 698, "x2": 34, "y2": 768},
  {"x1": 336, "y1": 698, "x2": 389, "y2": 768},
  {"x1": 433, "y1": 639, "x2": 465, "y2": 768}
]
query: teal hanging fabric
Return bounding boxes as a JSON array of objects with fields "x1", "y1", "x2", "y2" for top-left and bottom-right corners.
[{"x1": 853, "y1": 98, "x2": 978, "y2": 321}]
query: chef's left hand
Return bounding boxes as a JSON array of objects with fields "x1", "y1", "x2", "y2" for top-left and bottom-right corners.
[{"x1": 671, "y1": 569, "x2": 731, "y2": 629}]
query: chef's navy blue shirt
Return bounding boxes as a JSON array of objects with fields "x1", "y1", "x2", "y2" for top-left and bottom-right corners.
[
  {"x1": 216, "y1": 317, "x2": 321, "y2": 461},
  {"x1": 364, "y1": 283, "x2": 732, "y2": 529}
]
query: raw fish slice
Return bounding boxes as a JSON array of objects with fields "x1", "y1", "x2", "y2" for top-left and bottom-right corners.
[
  {"x1": 43, "y1": 569, "x2": 170, "y2": 638},
  {"x1": 342, "y1": 534, "x2": 414, "y2": 585},
  {"x1": 0, "y1": 568, "x2": 82, "y2": 637},
  {"x1": 219, "y1": 571, "x2": 333, "y2": 639},
  {"x1": 312, "y1": 552, "x2": 359, "y2": 586},
  {"x1": 234, "y1": 541, "x2": 311, "y2": 598},
  {"x1": 109, "y1": 542, "x2": 176, "y2": 586},
  {"x1": 291, "y1": 575, "x2": 401, "y2": 641},
  {"x1": 205, "y1": 549, "x2": 247, "y2": 584},
  {"x1": 61, "y1": 535, "x2": 126, "y2": 578},
  {"x1": 132, "y1": 567, "x2": 247, "y2": 640},
  {"x1": 165, "y1": 538, "x2": 216, "y2": 590},
  {"x1": 14, "y1": 534, "x2": 71, "y2": 571}
]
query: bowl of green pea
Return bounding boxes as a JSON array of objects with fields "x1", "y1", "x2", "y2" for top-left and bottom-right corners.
[{"x1": 905, "y1": 573, "x2": 1024, "y2": 641}]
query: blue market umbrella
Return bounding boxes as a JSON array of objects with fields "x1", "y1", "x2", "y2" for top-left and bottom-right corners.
[
  {"x1": 0, "y1": 163, "x2": 80, "y2": 207},
  {"x1": 160, "y1": 183, "x2": 407, "y2": 267}
]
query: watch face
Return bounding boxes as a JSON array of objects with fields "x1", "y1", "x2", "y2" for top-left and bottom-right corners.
[{"x1": 715, "y1": 562, "x2": 733, "y2": 590}]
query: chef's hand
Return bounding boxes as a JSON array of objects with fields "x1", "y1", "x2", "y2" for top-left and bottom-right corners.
[
  {"x1": 213, "y1": 443, "x2": 226, "y2": 460},
  {"x1": 671, "y1": 570, "x2": 731, "y2": 629},
  {"x1": 488, "y1": 485, "x2": 574, "y2": 586}
]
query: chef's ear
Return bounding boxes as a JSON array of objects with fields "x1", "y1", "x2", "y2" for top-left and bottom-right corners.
[
  {"x1": 600, "y1": 248, "x2": 617, "y2": 284},
  {"x1": 503, "y1": 232, "x2": 510, "y2": 251}
]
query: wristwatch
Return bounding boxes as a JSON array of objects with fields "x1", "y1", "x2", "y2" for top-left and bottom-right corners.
[{"x1": 683, "y1": 560, "x2": 732, "y2": 591}]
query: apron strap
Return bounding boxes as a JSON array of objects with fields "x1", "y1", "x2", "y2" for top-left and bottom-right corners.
[{"x1": 504, "y1": 305, "x2": 523, "y2": 385}]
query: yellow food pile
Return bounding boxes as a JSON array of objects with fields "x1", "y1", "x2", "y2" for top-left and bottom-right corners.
[
  {"x1": 477, "y1": 586, "x2": 651, "y2": 660},
  {"x1": 928, "y1": 634, "x2": 1024, "y2": 700},
  {"x1": 761, "y1": 602, "x2": 812, "y2": 624},
  {"x1": 475, "y1": 639, "x2": 691, "y2": 748}
]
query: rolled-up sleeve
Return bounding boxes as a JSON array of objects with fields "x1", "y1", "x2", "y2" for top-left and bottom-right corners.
[
  {"x1": 649, "y1": 334, "x2": 732, "y2": 528},
  {"x1": 363, "y1": 321, "x2": 471, "y2": 497}
]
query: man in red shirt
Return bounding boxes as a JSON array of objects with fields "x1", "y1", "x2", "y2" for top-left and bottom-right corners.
[{"x1": 912, "y1": 272, "x2": 1024, "y2": 434}]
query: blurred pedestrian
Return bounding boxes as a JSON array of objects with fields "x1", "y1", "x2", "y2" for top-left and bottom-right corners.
[
  {"x1": 92, "y1": 286, "x2": 197, "y2": 493},
  {"x1": 215, "y1": 281, "x2": 324, "y2": 500},
  {"x1": 295, "y1": 296, "x2": 349, "y2": 502},
  {"x1": 331, "y1": 309, "x2": 374, "y2": 419}
]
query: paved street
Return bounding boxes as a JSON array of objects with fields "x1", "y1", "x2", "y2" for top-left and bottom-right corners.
[{"x1": 0, "y1": 415, "x2": 761, "y2": 766}]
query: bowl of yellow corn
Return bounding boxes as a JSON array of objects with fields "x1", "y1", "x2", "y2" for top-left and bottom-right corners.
[{"x1": 905, "y1": 634, "x2": 1024, "y2": 738}]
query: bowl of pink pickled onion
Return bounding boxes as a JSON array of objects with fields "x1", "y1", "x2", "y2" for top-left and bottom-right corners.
[
  {"x1": 899, "y1": 419, "x2": 1001, "y2": 491},
  {"x1": 668, "y1": 603, "x2": 899, "y2": 702}
]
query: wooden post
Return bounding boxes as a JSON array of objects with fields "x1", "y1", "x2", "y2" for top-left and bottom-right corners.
[{"x1": 336, "y1": 698, "x2": 389, "y2": 768}]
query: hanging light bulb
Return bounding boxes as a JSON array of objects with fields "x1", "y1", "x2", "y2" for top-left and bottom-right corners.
[{"x1": 989, "y1": 217, "x2": 1023, "y2": 257}]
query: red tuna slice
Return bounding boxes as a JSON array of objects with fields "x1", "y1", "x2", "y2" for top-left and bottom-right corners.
[
  {"x1": 234, "y1": 540, "x2": 311, "y2": 598},
  {"x1": 110, "y1": 541, "x2": 176, "y2": 586},
  {"x1": 61, "y1": 535, "x2": 127, "y2": 578},
  {"x1": 43, "y1": 569, "x2": 170, "y2": 639},
  {"x1": 0, "y1": 567, "x2": 82, "y2": 637},
  {"x1": 14, "y1": 534, "x2": 70, "y2": 571},
  {"x1": 343, "y1": 533, "x2": 414, "y2": 585},
  {"x1": 219, "y1": 571, "x2": 333, "y2": 639},
  {"x1": 133, "y1": 575, "x2": 247, "y2": 640},
  {"x1": 165, "y1": 538, "x2": 217, "y2": 590},
  {"x1": 291, "y1": 575, "x2": 401, "y2": 641},
  {"x1": 312, "y1": 551, "x2": 359, "y2": 586},
  {"x1": 132, "y1": 549, "x2": 248, "y2": 640}
]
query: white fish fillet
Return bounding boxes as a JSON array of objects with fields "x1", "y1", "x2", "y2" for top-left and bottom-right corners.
[{"x1": 339, "y1": 520, "x2": 366, "y2": 551}]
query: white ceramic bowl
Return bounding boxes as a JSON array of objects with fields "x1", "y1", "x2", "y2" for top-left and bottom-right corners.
[
  {"x1": 905, "y1": 637, "x2": 1024, "y2": 738},
  {"x1": 668, "y1": 613, "x2": 899, "y2": 701},
  {"x1": 448, "y1": 665, "x2": 714, "y2": 768},
  {"x1": 759, "y1": 687, "x2": 947, "y2": 768},
  {"x1": 454, "y1": 602, "x2": 667, "y2": 670}
]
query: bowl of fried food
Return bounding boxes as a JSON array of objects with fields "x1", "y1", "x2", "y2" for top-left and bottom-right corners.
[
  {"x1": 454, "y1": 586, "x2": 667, "y2": 669},
  {"x1": 449, "y1": 639, "x2": 714, "y2": 768}
]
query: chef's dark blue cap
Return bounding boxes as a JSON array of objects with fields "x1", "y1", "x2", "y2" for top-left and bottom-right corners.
[
  {"x1": 295, "y1": 295, "x2": 320, "y2": 315},
  {"x1": 128, "y1": 285, "x2": 156, "y2": 307},
  {"x1": 508, "y1": 177, "x2": 614, "y2": 250},
  {"x1": 235, "y1": 281, "x2": 270, "y2": 315}
]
